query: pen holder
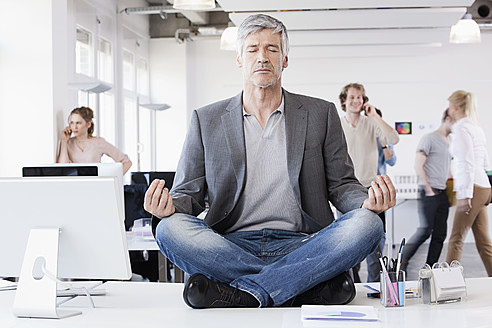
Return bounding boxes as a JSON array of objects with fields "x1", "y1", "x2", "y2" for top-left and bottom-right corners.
[{"x1": 380, "y1": 270, "x2": 405, "y2": 307}]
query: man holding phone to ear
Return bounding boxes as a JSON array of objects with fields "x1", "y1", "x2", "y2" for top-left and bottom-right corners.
[{"x1": 339, "y1": 83, "x2": 400, "y2": 282}]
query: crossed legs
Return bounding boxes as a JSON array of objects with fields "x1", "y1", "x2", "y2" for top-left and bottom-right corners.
[{"x1": 155, "y1": 208, "x2": 383, "y2": 306}]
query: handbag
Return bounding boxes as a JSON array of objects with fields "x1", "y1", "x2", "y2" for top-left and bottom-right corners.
[
  {"x1": 488, "y1": 172, "x2": 492, "y2": 204},
  {"x1": 445, "y1": 178, "x2": 456, "y2": 207}
]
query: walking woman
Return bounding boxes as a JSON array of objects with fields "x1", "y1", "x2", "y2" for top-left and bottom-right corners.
[{"x1": 445, "y1": 90, "x2": 492, "y2": 276}]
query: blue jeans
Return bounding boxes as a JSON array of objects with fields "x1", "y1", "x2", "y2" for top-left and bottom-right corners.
[
  {"x1": 155, "y1": 208, "x2": 383, "y2": 307},
  {"x1": 401, "y1": 189, "x2": 449, "y2": 271}
]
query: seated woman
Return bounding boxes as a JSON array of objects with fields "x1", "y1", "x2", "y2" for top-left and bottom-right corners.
[{"x1": 57, "y1": 106, "x2": 132, "y2": 174}]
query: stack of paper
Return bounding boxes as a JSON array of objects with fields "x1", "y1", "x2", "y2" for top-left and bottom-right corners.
[{"x1": 301, "y1": 305, "x2": 380, "y2": 327}]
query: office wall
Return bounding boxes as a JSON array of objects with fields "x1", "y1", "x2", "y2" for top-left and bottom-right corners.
[
  {"x1": 0, "y1": 0, "x2": 152, "y2": 177},
  {"x1": 149, "y1": 31, "x2": 492, "y2": 245},
  {"x1": 153, "y1": 33, "x2": 492, "y2": 172},
  {"x1": 149, "y1": 39, "x2": 189, "y2": 171},
  {"x1": 0, "y1": 0, "x2": 68, "y2": 177}
]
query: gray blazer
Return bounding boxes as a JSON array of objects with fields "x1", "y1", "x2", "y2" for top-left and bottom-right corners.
[{"x1": 166, "y1": 89, "x2": 368, "y2": 234}]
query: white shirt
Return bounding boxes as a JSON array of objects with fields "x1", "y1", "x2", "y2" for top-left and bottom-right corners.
[{"x1": 450, "y1": 117, "x2": 491, "y2": 199}]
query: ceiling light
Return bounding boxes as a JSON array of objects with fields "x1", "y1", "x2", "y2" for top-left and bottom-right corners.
[
  {"x1": 449, "y1": 13, "x2": 481, "y2": 44},
  {"x1": 220, "y1": 26, "x2": 238, "y2": 51},
  {"x1": 173, "y1": 0, "x2": 215, "y2": 10}
]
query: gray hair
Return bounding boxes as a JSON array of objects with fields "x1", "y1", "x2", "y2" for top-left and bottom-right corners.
[{"x1": 236, "y1": 14, "x2": 289, "y2": 59}]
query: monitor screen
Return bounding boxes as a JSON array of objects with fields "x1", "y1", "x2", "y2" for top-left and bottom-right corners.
[
  {"x1": 131, "y1": 171, "x2": 176, "y2": 190},
  {"x1": 0, "y1": 176, "x2": 131, "y2": 280},
  {"x1": 23, "y1": 166, "x2": 98, "y2": 177}
]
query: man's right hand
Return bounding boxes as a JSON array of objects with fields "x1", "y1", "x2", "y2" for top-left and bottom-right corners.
[
  {"x1": 144, "y1": 179, "x2": 176, "y2": 219},
  {"x1": 424, "y1": 185, "x2": 436, "y2": 197}
]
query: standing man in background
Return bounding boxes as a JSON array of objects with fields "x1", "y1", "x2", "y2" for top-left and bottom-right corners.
[
  {"x1": 339, "y1": 83, "x2": 400, "y2": 282},
  {"x1": 401, "y1": 109, "x2": 454, "y2": 272}
]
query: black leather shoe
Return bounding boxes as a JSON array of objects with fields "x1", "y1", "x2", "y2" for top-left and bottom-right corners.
[
  {"x1": 183, "y1": 273, "x2": 260, "y2": 309},
  {"x1": 291, "y1": 271, "x2": 356, "y2": 306}
]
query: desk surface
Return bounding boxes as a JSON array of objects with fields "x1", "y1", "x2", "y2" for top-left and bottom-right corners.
[
  {"x1": 1, "y1": 277, "x2": 491, "y2": 328},
  {"x1": 126, "y1": 232, "x2": 159, "y2": 251}
]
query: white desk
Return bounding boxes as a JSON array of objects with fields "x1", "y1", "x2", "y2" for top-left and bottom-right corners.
[
  {"x1": 1, "y1": 277, "x2": 491, "y2": 328},
  {"x1": 126, "y1": 232, "x2": 160, "y2": 251}
]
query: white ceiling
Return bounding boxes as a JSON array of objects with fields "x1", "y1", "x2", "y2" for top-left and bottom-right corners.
[
  {"x1": 215, "y1": 0, "x2": 477, "y2": 56},
  {"x1": 217, "y1": 0, "x2": 474, "y2": 11}
]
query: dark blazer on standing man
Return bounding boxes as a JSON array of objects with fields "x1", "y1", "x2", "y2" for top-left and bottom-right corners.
[{"x1": 159, "y1": 89, "x2": 368, "y2": 234}]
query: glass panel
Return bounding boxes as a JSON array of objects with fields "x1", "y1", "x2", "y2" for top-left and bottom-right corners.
[
  {"x1": 137, "y1": 58, "x2": 149, "y2": 96},
  {"x1": 99, "y1": 93, "x2": 115, "y2": 145},
  {"x1": 76, "y1": 26, "x2": 92, "y2": 76},
  {"x1": 76, "y1": 92, "x2": 96, "y2": 116},
  {"x1": 124, "y1": 97, "x2": 138, "y2": 171},
  {"x1": 122, "y1": 50, "x2": 134, "y2": 91},
  {"x1": 97, "y1": 38, "x2": 113, "y2": 83},
  {"x1": 77, "y1": 90, "x2": 88, "y2": 107},
  {"x1": 139, "y1": 105, "x2": 152, "y2": 171}
]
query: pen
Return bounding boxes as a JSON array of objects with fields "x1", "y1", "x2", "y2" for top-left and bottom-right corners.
[
  {"x1": 363, "y1": 284, "x2": 380, "y2": 293},
  {"x1": 395, "y1": 238, "x2": 405, "y2": 279},
  {"x1": 397, "y1": 275, "x2": 405, "y2": 306},
  {"x1": 367, "y1": 292, "x2": 380, "y2": 298}
]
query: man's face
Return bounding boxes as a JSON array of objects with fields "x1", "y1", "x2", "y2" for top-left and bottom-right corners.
[
  {"x1": 237, "y1": 29, "x2": 288, "y2": 89},
  {"x1": 444, "y1": 114, "x2": 456, "y2": 133},
  {"x1": 344, "y1": 87, "x2": 365, "y2": 113}
]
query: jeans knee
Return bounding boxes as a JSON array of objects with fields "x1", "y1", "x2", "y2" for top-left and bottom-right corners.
[
  {"x1": 359, "y1": 208, "x2": 384, "y2": 237},
  {"x1": 154, "y1": 213, "x2": 186, "y2": 249},
  {"x1": 341, "y1": 208, "x2": 384, "y2": 246}
]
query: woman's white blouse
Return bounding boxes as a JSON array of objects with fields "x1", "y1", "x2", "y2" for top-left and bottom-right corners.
[{"x1": 450, "y1": 117, "x2": 491, "y2": 199}]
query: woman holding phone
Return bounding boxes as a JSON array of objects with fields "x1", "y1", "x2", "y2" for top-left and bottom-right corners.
[{"x1": 57, "y1": 106, "x2": 132, "y2": 174}]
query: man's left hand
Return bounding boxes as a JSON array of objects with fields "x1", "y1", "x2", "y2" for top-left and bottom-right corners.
[{"x1": 362, "y1": 174, "x2": 396, "y2": 214}]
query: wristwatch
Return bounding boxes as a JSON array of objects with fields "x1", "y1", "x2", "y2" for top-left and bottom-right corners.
[{"x1": 382, "y1": 146, "x2": 388, "y2": 149}]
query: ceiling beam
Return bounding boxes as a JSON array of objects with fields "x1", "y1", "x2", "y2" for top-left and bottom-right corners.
[
  {"x1": 217, "y1": 0, "x2": 474, "y2": 12},
  {"x1": 229, "y1": 8, "x2": 467, "y2": 30}
]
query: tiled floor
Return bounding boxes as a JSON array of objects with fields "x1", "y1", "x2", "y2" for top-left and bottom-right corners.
[{"x1": 359, "y1": 242, "x2": 489, "y2": 282}]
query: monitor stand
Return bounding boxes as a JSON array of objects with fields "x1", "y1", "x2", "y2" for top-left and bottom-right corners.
[{"x1": 13, "y1": 227, "x2": 82, "y2": 319}]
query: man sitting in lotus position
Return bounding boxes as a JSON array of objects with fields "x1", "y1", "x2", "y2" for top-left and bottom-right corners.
[{"x1": 144, "y1": 13, "x2": 396, "y2": 308}]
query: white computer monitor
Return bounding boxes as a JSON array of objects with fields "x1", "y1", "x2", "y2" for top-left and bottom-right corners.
[
  {"x1": 22, "y1": 162, "x2": 125, "y2": 212},
  {"x1": 0, "y1": 176, "x2": 131, "y2": 318}
]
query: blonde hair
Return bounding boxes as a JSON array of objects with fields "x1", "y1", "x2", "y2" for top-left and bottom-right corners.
[{"x1": 448, "y1": 90, "x2": 477, "y2": 122}]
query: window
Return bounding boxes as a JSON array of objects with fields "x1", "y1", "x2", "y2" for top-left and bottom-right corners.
[
  {"x1": 122, "y1": 50, "x2": 134, "y2": 91},
  {"x1": 99, "y1": 93, "x2": 115, "y2": 145},
  {"x1": 137, "y1": 58, "x2": 149, "y2": 96},
  {"x1": 138, "y1": 103, "x2": 152, "y2": 171},
  {"x1": 97, "y1": 37, "x2": 113, "y2": 84},
  {"x1": 124, "y1": 97, "x2": 138, "y2": 171},
  {"x1": 75, "y1": 26, "x2": 92, "y2": 76}
]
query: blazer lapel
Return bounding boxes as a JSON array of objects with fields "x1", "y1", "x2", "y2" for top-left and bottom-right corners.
[
  {"x1": 284, "y1": 90, "x2": 308, "y2": 201},
  {"x1": 221, "y1": 92, "x2": 246, "y2": 197}
]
